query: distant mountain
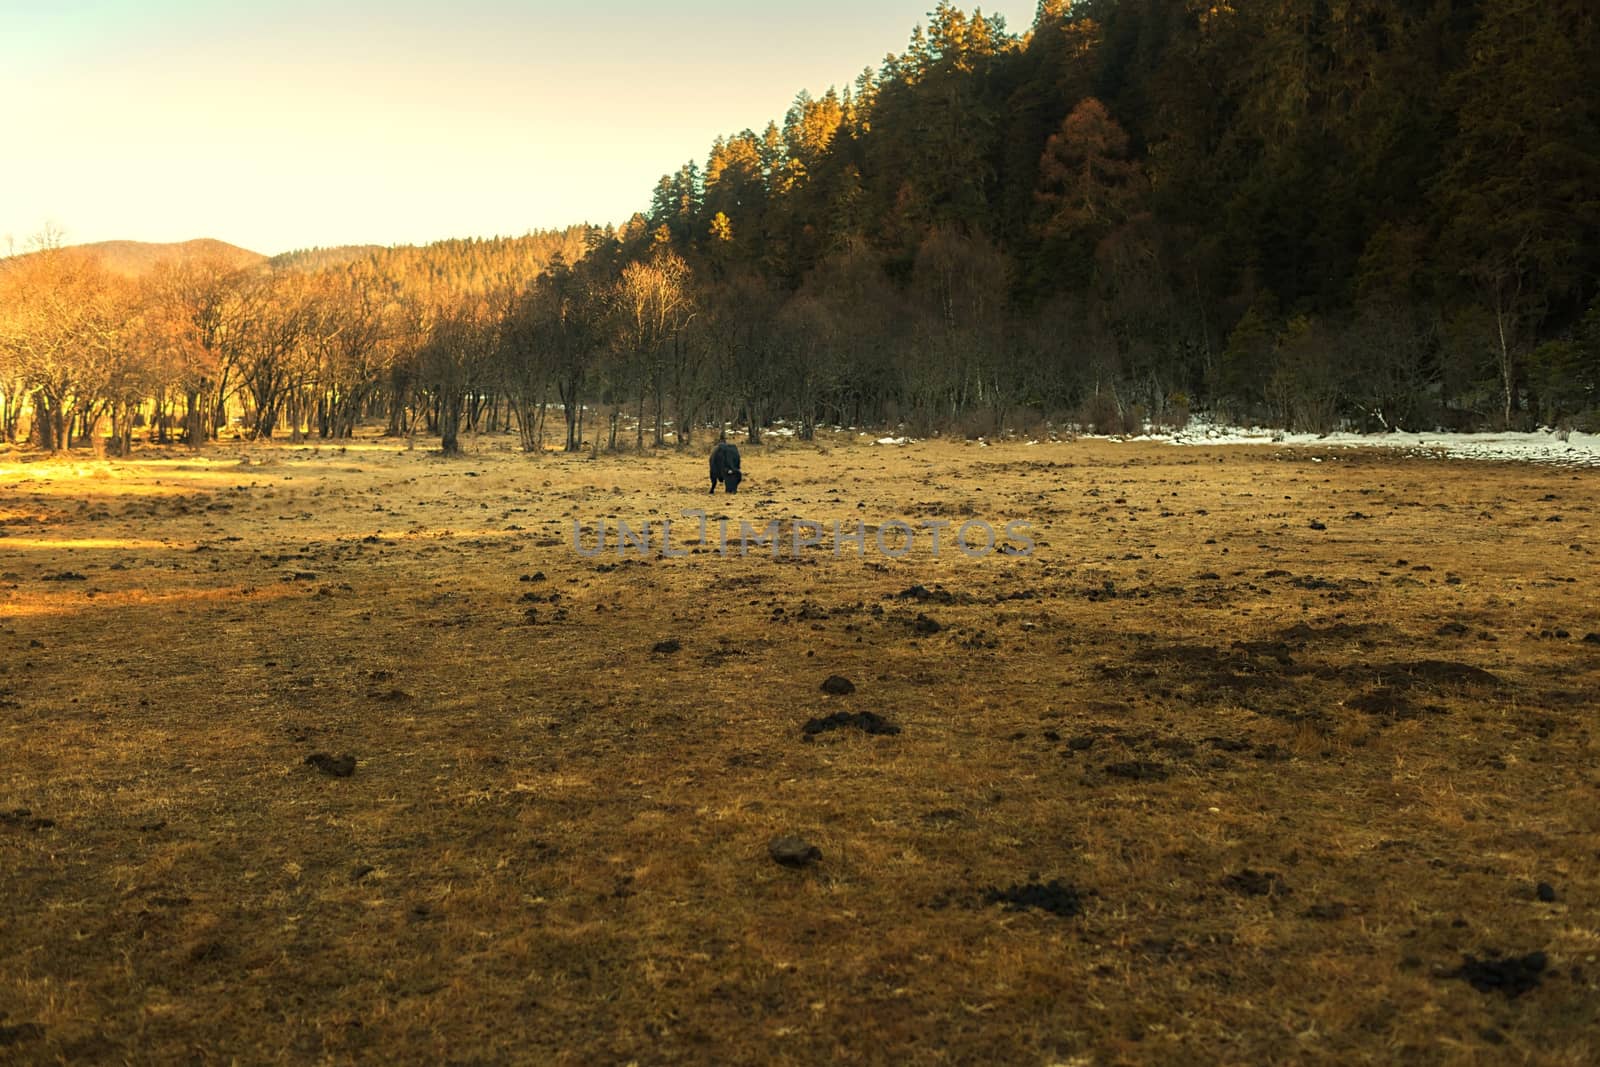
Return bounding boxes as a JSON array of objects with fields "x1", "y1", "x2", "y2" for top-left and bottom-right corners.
[{"x1": 30, "y1": 238, "x2": 268, "y2": 278}]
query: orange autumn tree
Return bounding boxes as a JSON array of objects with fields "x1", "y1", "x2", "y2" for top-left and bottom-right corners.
[{"x1": 1035, "y1": 97, "x2": 1145, "y2": 241}]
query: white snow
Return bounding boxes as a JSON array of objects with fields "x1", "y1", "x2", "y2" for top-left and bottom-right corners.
[
  {"x1": 1118, "y1": 418, "x2": 1600, "y2": 468},
  {"x1": 874, "y1": 436, "x2": 913, "y2": 446}
]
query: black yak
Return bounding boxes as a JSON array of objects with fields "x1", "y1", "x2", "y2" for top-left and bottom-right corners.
[{"x1": 710, "y1": 442, "x2": 743, "y2": 493}]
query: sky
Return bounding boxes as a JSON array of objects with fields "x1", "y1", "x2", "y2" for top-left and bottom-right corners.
[{"x1": 3, "y1": 0, "x2": 1037, "y2": 257}]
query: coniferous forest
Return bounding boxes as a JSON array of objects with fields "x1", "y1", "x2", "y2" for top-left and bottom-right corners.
[{"x1": 3, "y1": 0, "x2": 1598, "y2": 452}]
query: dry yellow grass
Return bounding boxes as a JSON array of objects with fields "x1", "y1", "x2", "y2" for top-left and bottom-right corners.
[{"x1": 2, "y1": 431, "x2": 1597, "y2": 1065}]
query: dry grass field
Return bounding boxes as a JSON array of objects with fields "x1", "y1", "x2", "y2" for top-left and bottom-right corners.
[{"x1": 2, "y1": 431, "x2": 1597, "y2": 1065}]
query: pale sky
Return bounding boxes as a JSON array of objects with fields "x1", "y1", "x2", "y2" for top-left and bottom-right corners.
[{"x1": 3, "y1": 1, "x2": 1036, "y2": 256}]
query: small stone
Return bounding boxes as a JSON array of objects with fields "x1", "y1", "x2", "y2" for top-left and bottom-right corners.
[
  {"x1": 768, "y1": 835, "x2": 822, "y2": 868},
  {"x1": 1309, "y1": 520, "x2": 1327, "y2": 531},
  {"x1": 1536, "y1": 882, "x2": 1557, "y2": 903}
]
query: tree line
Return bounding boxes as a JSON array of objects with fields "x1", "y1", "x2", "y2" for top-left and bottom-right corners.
[
  {"x1": 3, "y1": 0, "x2": 1598, "y2": 454},
  {"x1": 0, "y1": 230, "x2": 589, "y2": 453}
]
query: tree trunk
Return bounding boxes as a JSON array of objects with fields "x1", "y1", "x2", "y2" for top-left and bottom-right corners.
[
  {"x1": 745, "y1": 396, "x2": 763, "y2": 445},
  {"x1": 31, "y1": 392, "x2": 56, "y2": 451},
  {"x1": 1495, "y1": 307, "x2": 1516, "y2": 430},
  {"x1": 653, "y1": 376, "x2": 666, "y2": 447},
  {"x1": 676, "y1": 396, "x2": 694, "y2": 448},
  {"x1": 440, "y1": 391, "x2": 462, "y2": 454}
]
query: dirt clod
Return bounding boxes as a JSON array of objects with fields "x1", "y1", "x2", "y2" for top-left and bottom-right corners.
[
  {"x1": 802, "y1": 711, "x2": 900, "y2": 737},
  {"x1": 1348, "y1": 687, "x2": 1429, "y2": 719},
  {"x1": 305, "y1": 753, "x2": 356, "y2": 778},
  {"x1": 1378, "y1": 660, "x2": 1501, "y2": 687},
  {"x1": 1445, "y1": 951, "x2": 1547, "y2": 998},
  {"x1": 819, "y1": 675, "x2": 856, "y2": 695},
  {"x1": 1104, "y1": 760, "x2": 1169, "y2": 781},
  {"x1": 983, "y1": 880, "x2": 1084, "y2": 917},
  {"x1": 0, "y1": 1023, "x2": 45, "y2": 1046},
  {"x1": 1222, "y1": 869, "x2": 1291, "y2": 897},
  {"x1": 768, "y1": 836, "x2": 822, "y2": 868},
  {"x1": 1, "y1": 809, "x2": 54, "y2": 831}
]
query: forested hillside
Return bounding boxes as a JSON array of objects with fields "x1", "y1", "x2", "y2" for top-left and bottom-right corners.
[
  {"x1": 0, "y1": 229, "x2": 586, "y2": 452},
  {"x1": 635, "y1": 0, "x2": 1599, "y2": 433},
  {"x1": 2, "y1": 1, "x2": 1596, "y2": 455}
]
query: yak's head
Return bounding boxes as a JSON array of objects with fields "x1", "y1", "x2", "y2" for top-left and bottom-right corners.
[{"x1": 724, "y1": 469, "x2": 743, "y2": 494}]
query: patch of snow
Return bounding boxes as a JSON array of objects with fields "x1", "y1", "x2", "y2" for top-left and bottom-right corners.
[
  {"x1": 1125, "y1": 417, "x2": 1600, "y2": 468},
  {"x1": 875, "y1": 436, "x2": 913, "y2": 446}
]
